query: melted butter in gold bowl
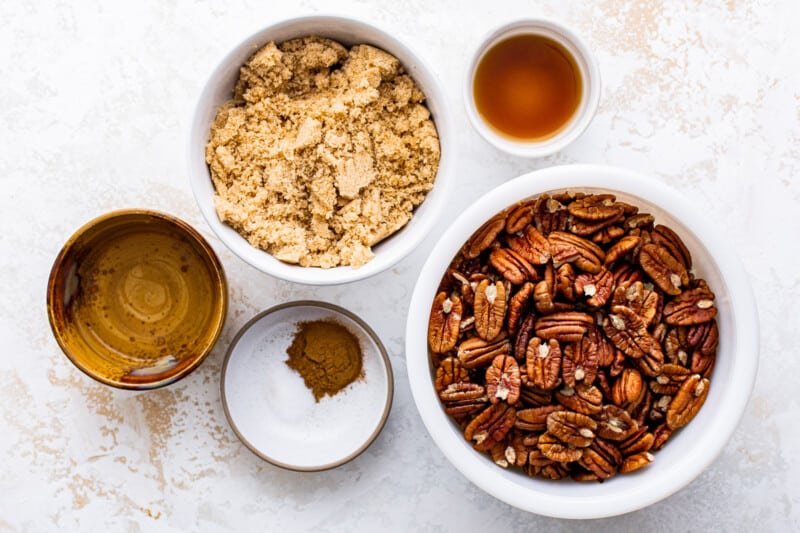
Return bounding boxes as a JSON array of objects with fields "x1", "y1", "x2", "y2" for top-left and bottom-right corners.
[{"x1": 47, "y1": 210, "x2": 227, "y2": 389}]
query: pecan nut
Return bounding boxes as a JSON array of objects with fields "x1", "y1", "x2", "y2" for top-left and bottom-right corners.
[
  {"x1": 505, "y1": 200, "x2": 536, "y2": 234},
  {"x1": 596, "y1": 404, "x2": 638, "y2": 441},
  {"x1": 465, "y1": 213, "x2": 505, "y2": 258},
  {"x1": 525, "y1": 337, "x2": 562, "y2": 390},
  {"x1": 666, "y1": 374, "x2": 709, "y2": 429},
  {"x1": 549, "y1": 231, "x2": 606, "y2": 274},
  {"x1": 428, "y1": 292, "x2": 462, "y2": 353},
  {"x1": 439, "y1": 382, "x2": 488, "y2": 419},
  {"x1": 537, "y1": 431, "x2": 583, "y2": 463},
  {"x1": 579, "y1": 438, "x2": 622, "y2": 480},
  {"x1": 619, "y1": 451, "x2": 654, "y2": 473},
  {"x1": 574, "y1": 268, "x2": 614, "y2": 308},
  {"x1": 457, "y1": 334, "x2": 512, "y2": 369},
  {"x1": 507, "y1": 282, "x2": 535, "y2": 338},
  {"x1": 486, "y1": 355, "x2": 521, "y2": 404},
  {"x1": 603, "y1": 305, "x2": 661, "y2": 359},
  {"x1": 434, "y1": 356, "x2": 469, "y2": 392},
  {"x1": 638, "y1": 243, "x2": 689, "y2": 296},
  {"x1": 546, "y1": 410, "x2": 597, "y2": 448},
  {"x1": 652, "y1": 224, "x2": 692, "y2": 270},
  {"x1": 508, "y1": 225, "x2": 552, "y2": 265},
  {"x1": 536, "y1": 311, "x2": 594, "y2": 343},
  {"x1": 515, "y1": 405, "x2": 560, "y2": 432},
  {"x1": 554, "y1": 383, "x2": 603, "y2": 416},
  {"x1": 464, "y1": 403, "x2": 516, "y2": 452},
  {"x1": 489, "y1": 247, "x2": 538, "y2": 285},
  {"x1": 474, "y1": 279, "x2": 508, "y2": 340},
  {"x1": 663, "y1": 284, "x2": 717, "y2": 326},
  {"x1": 562, "y1": 336, "x2": 599, "y2": 387}
]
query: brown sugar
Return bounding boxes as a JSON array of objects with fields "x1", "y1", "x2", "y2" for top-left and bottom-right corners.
[
  {"x1": 285, "y1": 320, "x2": 364, "y2": 401},
  {"x1": 206, "y1": 36, "x2": 441, "y2": 268}
]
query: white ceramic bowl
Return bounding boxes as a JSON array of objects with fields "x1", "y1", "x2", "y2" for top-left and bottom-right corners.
[
  {"x1": 405, "y1": 164, "x2": 759, "y2": 518},
  {"x1": 221, "y1": 301, "x2": 393, "y2": 471},
  {"x1": 464, "y1": 19, "x2": 600, "y2": 157},
  {"x1": 189, "y1": 15, "x2": 454, "y2": 285}
]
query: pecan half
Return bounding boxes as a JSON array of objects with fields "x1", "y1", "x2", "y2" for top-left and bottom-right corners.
[
  {"x1": 554, "y1": 383, "x2": 603, "y2": 416},
  {"x1": 591, "y1": 225, "x2": 626, "y2": 245},
  {"x1": 619, "y1": 426, "x2": 654, "y2": 456},
  {"x1": 651, "y1": 423, "x2": 672, "y2": 451},
  {"x1": 596, "y1": 405, "x2": 638, "y2": 441},
  {"x1": 555, "y1": 263, "x2": 576, "y2": 301},
  {"x1": 519, "y1": 382, "x2": 553, "y2": 407},
  {"x1": 514, "y1": 312, "x2": 536, "y2": 360},
  {"x1": 574, "y1": 268, "x2": 614, "y2": 308},
  {"x1": 474, "y1": 279, "x2": 507, "y2": 340},
  {"x1": 663, "y1": 285, "x2": 717, "y2": 326},
  {"x1": 579, "y1": 438, "x2": 622, "y2": 480},
  {"x1": 515, "y1": 405, "x2": 560, "y2": 432},
  {"x1": 533, "y1": 196, "x2": 569, "y2": 235},
  {"x1": 525, "y1": 337, "x2": 562, "y2": 390},
  {"x1": 666, "y1": 374, "x2": 709, "y2": 429},
  {"x1": 568, "y1": 194, "x2": 623, "y2": 221},
  {"x1": 648, "y1": 363, "x2": 691, "y2": 395},
  {"x1": 611, "y1": 281, "x2": 660, "y2": 328},
  {"x1": 537, "y1": 431, "x2": 583, "y2": 463},
  {"x1": 507, "y1": 282, "x2": 535, "y2": 338},
  {"x1": 619, "y1": 451, "x2": 654, "y2": 473},
  {"x1": 508, "y1": 225, "x2": 551, "y2": 265},
  {"x1": 464, "y1": 403, "x2": 516, "y2": 452},
  {"x1": 534, "y1": 262, "x2": 557, "y2": 314},
  {"x1": 549, "y1": 231, "x2": 605, "y2": 274},
  {"x1": 611, "y1": 368, "x2": 645, "y2": 409},
  {"x1": 486, "y1": 354, "x2": 521, "y2": 404},
  {"x1": 536, "y1": 311, "x2": 594, "y2": 343},
  {"x1": 434, "y1": 357, "x2": 469, "y2": 392},
  {"x1": 428, "y1": 292, "x2": 462, "y2": 353},
  {"x1": 652, "y1": 224, "x2": 692, "y2": 270},
  {"x1": 603, "y1": 305, "x2": 661, "y2": 359},
  {"x1": 489, "y1": 248, "x2": 538, "y2": 285},
  {"x1": 604, "y1": 235, "x2": 641, "y2": 265},
  {"x1": 465, "y1": 213, "x2": 505, "y2": 259},
  {"x1": 638, "y1": 243, "x2": 689, "y2": 296},
  {"x1": 624, "y1": 213, "x2": 654, "y2": 231},
  {"x1": 457, "y1": 334, "x2": 512, "y2": 369},
  {"x1": 439, "y1": 382, "x2": 488, "y2": 419},
  {"x1": 562, "y1": 336, "x2": 599, "y2": 387},
  {"x1": 547, "y1": 410, "x2": 597, "y2": 448},
  {"x1": 505, "y1": 200, "x2": 536, "y2": 234}
]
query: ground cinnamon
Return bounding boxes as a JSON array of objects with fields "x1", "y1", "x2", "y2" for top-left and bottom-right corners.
[{"x1": 285, "y1": 320, "x2": 364, "y2": 401}]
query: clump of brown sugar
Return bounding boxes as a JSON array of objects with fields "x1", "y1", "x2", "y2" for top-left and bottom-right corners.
[
  {"x1": 206, "y1": 36, "x2": 441, "y2": 268},
  {"x1": 285, "y1": 320, "x2": 364, "y2": 401}
]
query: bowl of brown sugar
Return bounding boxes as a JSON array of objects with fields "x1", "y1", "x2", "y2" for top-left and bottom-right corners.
[
  {"x1": 189, "y1": 15, "x2": 454, "y2": 284},
  {"x1": 221, "y1": 301, "x2": 393, "y2": 470}
]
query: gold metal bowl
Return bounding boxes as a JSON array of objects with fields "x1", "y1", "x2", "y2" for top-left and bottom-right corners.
[{"x1": 47, "y1": 209, "x2": 228, "y2": 389}]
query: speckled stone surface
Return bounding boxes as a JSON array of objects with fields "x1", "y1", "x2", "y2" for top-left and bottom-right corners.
[{"x1": 1, "y1": 0, "x2": 798, "y2": 530}]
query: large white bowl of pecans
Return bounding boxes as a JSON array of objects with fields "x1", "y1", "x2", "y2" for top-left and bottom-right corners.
[{"x1": 405, "y1": 164, "x2": 759, "y2": 518}]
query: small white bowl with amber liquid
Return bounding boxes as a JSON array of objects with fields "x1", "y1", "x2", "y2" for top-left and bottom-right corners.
[{"x1": 464, "y1": 19, "x2": 601, "y2": 157}]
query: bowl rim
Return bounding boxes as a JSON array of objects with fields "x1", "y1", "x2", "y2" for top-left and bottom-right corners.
[
  {"x1": 46, "y1": 208, "x2": 228, "y2": 390},
  {"x1": 219, "y1": 300, "x2": 394, "y2": 471},
  {"x1": 188, "y1": 14, "x2": 454, "y2": 285},
  {"x1": 405, "y1": 164, "x2": 759, "y2": 518},
  {"x1": 463, "y1": 18, "x2": 601, "y2": 158}
]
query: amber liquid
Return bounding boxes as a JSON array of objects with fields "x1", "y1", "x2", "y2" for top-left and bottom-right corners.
[{"x1": 473, "y1": 34, "x2": 583, "y2": 140}]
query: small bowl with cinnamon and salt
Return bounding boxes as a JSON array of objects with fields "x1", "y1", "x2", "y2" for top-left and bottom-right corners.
[{"x1": 220, "y1": 301, "x2": 393, "y2": 471}]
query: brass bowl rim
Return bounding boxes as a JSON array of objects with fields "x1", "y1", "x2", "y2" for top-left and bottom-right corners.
[{"x1": 46, "y1": 208, "x2": 228, "y2": 390}]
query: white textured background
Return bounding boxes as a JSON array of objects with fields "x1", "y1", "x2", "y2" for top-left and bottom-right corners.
[{"x1": 1, "y1": 0, "x2": 798, "y2": 531}]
